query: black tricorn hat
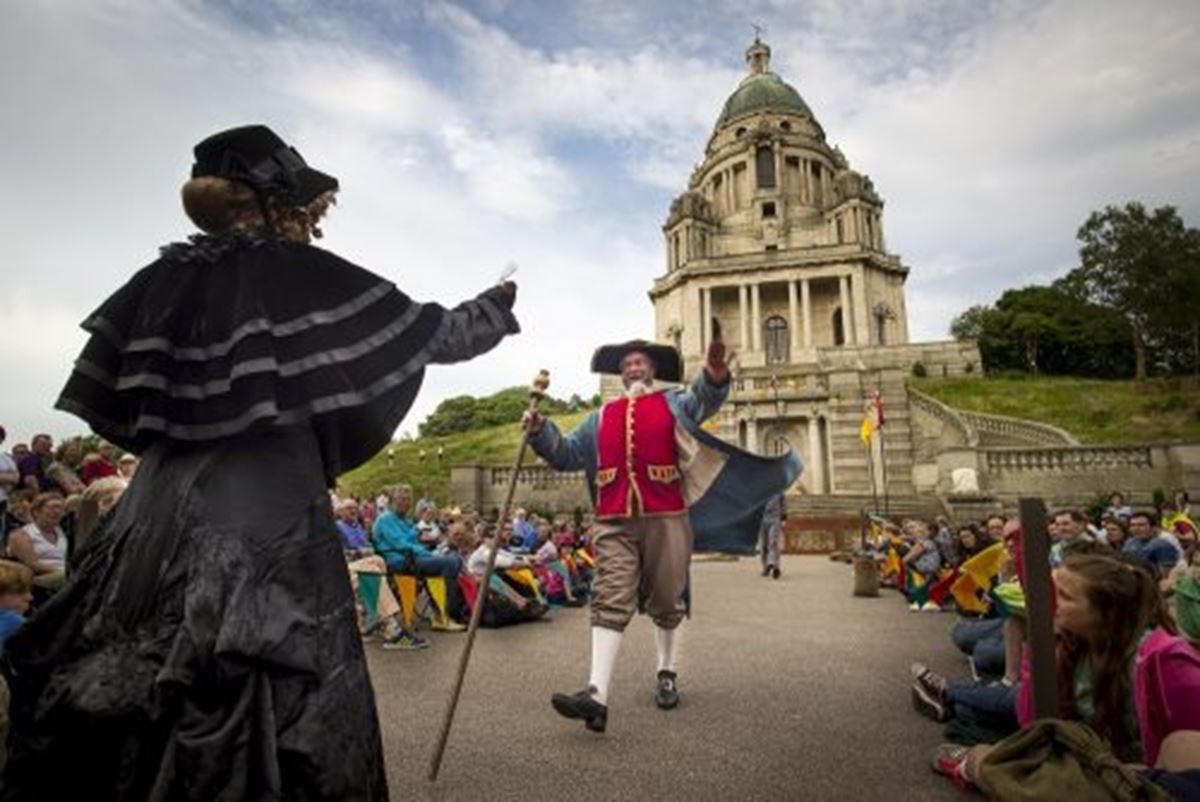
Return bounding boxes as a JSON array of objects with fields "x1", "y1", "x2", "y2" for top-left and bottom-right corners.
[
  {"x1": 590, "y1": 340, "x2": 682, "y2": 383},
  {"x1": 191, "y1": 125, "x2": 338, "y2": 206}
]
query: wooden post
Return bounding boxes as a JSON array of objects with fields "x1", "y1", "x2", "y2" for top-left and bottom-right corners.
[{"x1": 1018, "y1": 497, "x2": 1057, "y2": 720}]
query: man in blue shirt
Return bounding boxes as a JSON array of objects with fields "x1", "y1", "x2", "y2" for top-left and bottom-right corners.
[
  {"x1": 1123, "y1": 511, "x2": 1182, "y2": 576},
  {"x1": 373, "y1": 485, "x2": 466, "y2": 632}
]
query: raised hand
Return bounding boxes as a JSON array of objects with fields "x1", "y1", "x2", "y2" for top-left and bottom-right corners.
[{"x1": 705, "y1": 338, "x2": 734, "y2": 385}]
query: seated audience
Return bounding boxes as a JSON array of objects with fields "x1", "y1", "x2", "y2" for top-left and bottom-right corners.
[
  {"x1": 335, "y1": 498, "x2": 429, "y2": 650},
  {"x1": 373, "y1": 485, "x2": 466, "y2": 632},
  {"x1": 1125, "y1": 511, "x2": 1183, "y2": 577},
  {"x1": 7, "y1": 493, "x2": 68, "y2": 591},
  {"x1": 932, "y1": 553, "x2": 1178, "y2": 792}
]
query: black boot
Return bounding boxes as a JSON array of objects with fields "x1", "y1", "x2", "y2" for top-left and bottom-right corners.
[
  {"x1": 655, "y1": 670, "x2": 680, "y2": 710},
  {"x1": 551, "y1": 686, "x2": 607, "y2": 733},
  {"x1": 771, "y1": 566, "x2": 781, "y2": 580}
]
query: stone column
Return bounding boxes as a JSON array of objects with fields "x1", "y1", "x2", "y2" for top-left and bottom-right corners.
[
  {"x1": 751, "y1": 283, "x2": 762, "y2": 352},
  {"x1": 801, "y1": 277, "x2": 813, "y2": 348},
  {"x1": 739, "y1": 285, "x2": 749, "y2": 352},
  {"x1": 788, "y1": 279, "x2": 800, "y2": 353},
  {"x1": 838, "y1": 275, "x2": 853, "y2": 346},
  {"x1": 852, "y1": 268, "x2": 870, "y2": 345},
  {"x1": 747, "y1": 417, "x2": 759, "y2": 454},
  {"x1": 807, "y1": 417, "x2": 824, "y2": 494},
  {"x1": 701, "y1": 287, "x2": 712, "y2": 351}
]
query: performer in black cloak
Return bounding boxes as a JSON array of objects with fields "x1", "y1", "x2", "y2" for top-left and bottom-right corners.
[{"x1": 0, "y1": 125, "x2": 520, "y2": 801}]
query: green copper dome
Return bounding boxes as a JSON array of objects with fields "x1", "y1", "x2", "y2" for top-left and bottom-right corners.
[{"x1": 717, "y1": 72, "x2": 811, "y2": 127}]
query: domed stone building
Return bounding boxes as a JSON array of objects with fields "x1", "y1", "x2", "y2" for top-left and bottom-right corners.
[
  {"x1": 648, "y1": 39, "x2": 979, "y2": 525},
  {"x1": 453, "y1": 40, "x2": 1195, "y2": 546}
]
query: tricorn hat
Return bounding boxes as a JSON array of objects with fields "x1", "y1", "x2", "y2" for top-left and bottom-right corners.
[
  {"x1": 590, "y1": 340, "x2": 682, "y2": 383},
  {"x1": 191, "y1": 125, "x2": 338, "y2": 206}
]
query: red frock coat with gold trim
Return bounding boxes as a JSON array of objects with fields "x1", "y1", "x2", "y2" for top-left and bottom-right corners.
[{"x1": 594, "y1": 391, "x2": 685, "y2": 520}]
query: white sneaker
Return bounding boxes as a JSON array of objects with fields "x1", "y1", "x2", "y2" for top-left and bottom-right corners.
[
  {"x1": 908, "y1": 602, "x2": 921, "y2": 612},
  {"x1": 921, "y1": 602, "x2": 941, "y2": 612}
]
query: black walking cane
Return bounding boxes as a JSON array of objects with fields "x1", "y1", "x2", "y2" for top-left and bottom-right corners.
[{"x1": 428, "y1": 369, "x2": 550, "y2": 781}]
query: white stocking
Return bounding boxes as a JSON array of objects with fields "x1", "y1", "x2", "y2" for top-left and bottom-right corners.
[
  {"x1": 588, "y1": 626, "x2": 623, "y2": 704},
  {"x1": 655, "y1": 624, "x2": 680, "y2": 673}
]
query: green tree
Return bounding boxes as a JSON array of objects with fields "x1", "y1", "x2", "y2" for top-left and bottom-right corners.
[
  {"x1": 950, "y1": 285, "x2": 1133, "y2": 378},
  {"x1": 1068, "y1": 203, "x2": 1200, "y2": 381}
]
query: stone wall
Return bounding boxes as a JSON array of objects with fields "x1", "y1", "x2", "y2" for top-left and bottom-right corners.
[
  {"x1": 450, "y1": 465, "x2": 591, "y2": 516},
  {"x1": 933, "y1": 443, "x2": 1200, "y2": 513}
]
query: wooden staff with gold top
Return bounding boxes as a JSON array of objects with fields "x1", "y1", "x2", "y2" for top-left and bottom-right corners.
[{"x1": 428, "y1": 368, "x2": 550, "y2": 781}]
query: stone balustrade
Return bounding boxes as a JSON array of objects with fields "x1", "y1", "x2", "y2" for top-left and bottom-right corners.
[
  {"x1": 487, "y1": 466, "x2": 585, "y2": 486},
  {"x1": 959, "y1": 410, "x2": 1077, "y2": 447},
  {"x1": 907, "y1": 386, "x2": 977, "y2": 448},
  {"x1": 983, "y1": 445, "x2": 1153, "y2": 473}
]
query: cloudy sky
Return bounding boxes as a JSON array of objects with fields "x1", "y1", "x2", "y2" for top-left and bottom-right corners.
[{"x1": 3, "y1": 0, "x2": 1199, "y2": 444}]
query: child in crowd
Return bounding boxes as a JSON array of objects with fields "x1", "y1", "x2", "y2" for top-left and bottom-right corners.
[
  {"x1": 932, "y1": 553, "x2": 1185, "y2": 792},
  {"x1": 903, "y1": 520, "x2": 944, "y2": 612},
  {"x1": 0, "y1": 561, "x2": 33, "y2": 652},
  {"x1": 0, "y1": 561, "x2": 33, "y2": 772}
]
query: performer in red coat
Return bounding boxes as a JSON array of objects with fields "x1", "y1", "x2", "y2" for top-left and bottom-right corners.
[{"x1": 527, "y1": 338, "x2": 799, "y2": 733}]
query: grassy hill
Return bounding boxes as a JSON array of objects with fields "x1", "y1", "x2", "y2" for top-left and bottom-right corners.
[
  {"x1": 338, "y1": 411, "x2": 589, "y2": 502},
  {"x1": 913, "y1": 375, "x2": 1200, "y2": 445}
]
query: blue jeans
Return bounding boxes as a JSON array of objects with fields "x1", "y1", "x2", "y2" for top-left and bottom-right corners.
[
  {"x1": 951, "y1": 617, "x2": 1005, "y2": 677},
  {"x1": 412, "y1": 552, "x2": 463, "y2": 579},
  {"x1": 946, "y1": 679, "x2": 1018, "y2": 726}
]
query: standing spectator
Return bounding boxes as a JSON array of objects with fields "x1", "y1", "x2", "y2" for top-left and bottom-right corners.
[
  {"x1": 983, "y1": 515, "x2": 1006, "y2": 543},
  {"x1": 56, "y1": 438, "x2": 84, "y2": 474},
  {"x1": 759, "y1": 492, "x2": 786, "y2": 580},
  {"x1": 9, "y1": 443, "x2": 30, "y2": 465},
  {"x1": 0, "y1": 426, "x2": 19, "y2": 519},
  {"x1": 1124, "y1": 512, "x2": 1182, "y2": 576},
  {"x1": 17, "y1": 434, "x2": 54, "y2": 493},
  {"x1": 79, "y1": 442, "x2": 119, "y2": 486},
  {"x1": 1106, "y1": 492, "x2": 1133, "y2": 522},
  {"x1": 117, "y1": 453, "x2": 138, "y2": 480}
]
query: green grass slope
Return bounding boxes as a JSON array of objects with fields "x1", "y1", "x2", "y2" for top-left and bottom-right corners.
[
  {"x1": 338, "y1": 411, "x2": 589, "y2": 502},
  {"x1": 913, "y1": 376, "x2": 1200, "y2": 445}
]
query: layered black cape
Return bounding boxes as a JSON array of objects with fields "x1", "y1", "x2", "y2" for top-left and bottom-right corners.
[{"x1": 56, "y1": 230, "x2": 518, "y2": 482}]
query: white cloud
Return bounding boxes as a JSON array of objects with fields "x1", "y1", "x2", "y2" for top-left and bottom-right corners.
[{"x1": 2, "y1": 0, "x2": 1199, "y2": 447}]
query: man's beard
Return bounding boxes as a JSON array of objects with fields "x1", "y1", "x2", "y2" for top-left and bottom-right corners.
[{"x1": 624, "y1": 378, "x2": 655, "y2": 398}]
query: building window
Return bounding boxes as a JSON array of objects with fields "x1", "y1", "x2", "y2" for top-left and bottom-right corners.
[
  {"x1": 836, "y1": 215, "x2": 845, "y2": 244},
  {"x1": 833, "y1": 308, "x2": 845, "y2": 346},
  {"x1": 764, "y1": 426, "x2": 789, "y2": 456},
  {"x1": 736, "y1": 127, "x2": 747, "y2": 139},
  {"x1": 810, "y1": 162, "x2": 823, "y2": 205},
  {"x1": 780, "y1": 120, "x2": 792, "y2": 131},
  {"x1": 876, "y1": 312, "x2": 888, "y2": 345},
  {"x1": 762, "y1": 201, "x2": 776, "y2": 218},
  {"x1": 672, "y1": 232, "x2": 680, "y2": 270},
  {"x1": 756, "y1": 145, "x2": 776, "y2": 189},
  {"x1": 765, "y1": 315, "x2": 789, "y2": 364},
  {"x1": 765, "y1": 244, "x2": 778, "y2": 252}
]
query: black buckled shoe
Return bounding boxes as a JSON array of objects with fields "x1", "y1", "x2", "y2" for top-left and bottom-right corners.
[
  {"x1": 655, "y1": 670, "x2": 680, "y2": 710},
  {"x1": 551, "y1": 686, "x2": 607, "y2": 733}
]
